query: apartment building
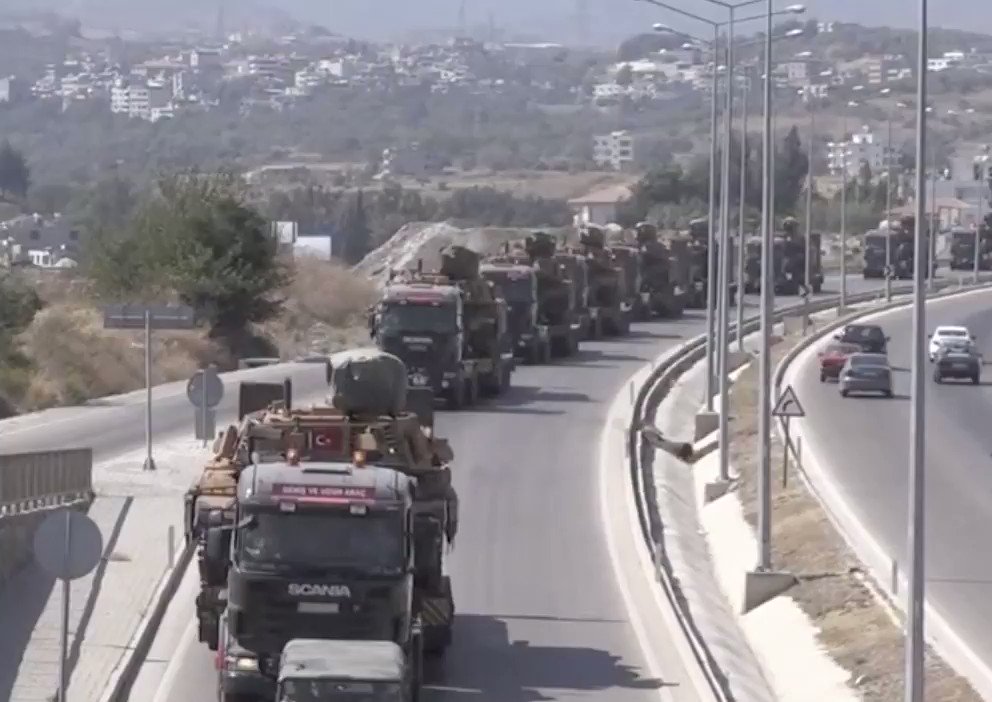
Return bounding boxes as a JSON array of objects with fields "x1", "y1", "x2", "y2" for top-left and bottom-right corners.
[
  {"x1": 593, "y1": 130, "x2": 637, "y2": 171},
  {"x1": 826, "y1": 126, "x2": 890, "y2": 178}
]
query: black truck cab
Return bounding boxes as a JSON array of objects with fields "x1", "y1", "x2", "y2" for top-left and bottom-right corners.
[{"x1": 210, "y1": 455, "x2": 416, "y2": 701}]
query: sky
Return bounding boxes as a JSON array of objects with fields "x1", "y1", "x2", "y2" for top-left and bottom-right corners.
[{"x1": 9, "y1": 0, "x2": 992, "y2": 45}]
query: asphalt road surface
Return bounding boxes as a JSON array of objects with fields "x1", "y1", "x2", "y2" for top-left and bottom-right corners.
[
  {"x1": 788, "y1": 286, "x2": 992, "y2": 684},
  {"x1": 1, "y1": 274, "x2": 882, "y2": 702}
]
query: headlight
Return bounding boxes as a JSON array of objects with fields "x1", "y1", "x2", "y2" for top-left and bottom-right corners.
[
  {"x1": 410, "y1": 372, "x2": 429, "y2": 387},
  {"x1": 227, "y1": 656, "x2": 259, "y2": 672}
]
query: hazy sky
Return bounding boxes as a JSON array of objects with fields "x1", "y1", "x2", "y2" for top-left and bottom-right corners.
[
  {"x1": 316, "y1": 0, "x2": 992, "y2": 43},
  {"x1": 11, "y1": 0, "x2": 992, "y2": 44}
]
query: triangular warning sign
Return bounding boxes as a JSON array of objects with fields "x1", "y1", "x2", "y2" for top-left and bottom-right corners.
[{"x1": 773, "y1": 385, "x2": 806, "y2": 418}]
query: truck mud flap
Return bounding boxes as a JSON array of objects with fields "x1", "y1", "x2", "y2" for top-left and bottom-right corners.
[
  {"x1": 419, "y1": 582, "x2": 454, "y2": 655},
  {"x1": 405, "y1": 387, "x2": 435, "y2": 429}
]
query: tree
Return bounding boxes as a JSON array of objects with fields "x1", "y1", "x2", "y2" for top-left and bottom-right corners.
[
  {"x1": 0, "y1": 272, "x2": 41, "y2": 417},
  {"x1": 336, "y1": 190, "x2": 372, "y2": 265},
  {"x1": 86, "y1": 173, "x2": 288, "y2": 358},
  {"x1": 0, "y1": 140, "x2": 30, "y2": 201},
  {"x1": 774, "y1": 126, "x2": 809, "y2": 215}
]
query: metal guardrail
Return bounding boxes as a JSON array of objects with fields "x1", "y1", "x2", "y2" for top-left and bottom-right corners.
[
  {"x1": 625, "y1": 277, "x2": 985, "y2": 702},
  {"x1": 0, "y1": 449, "x2": 94, "y2": 518}
]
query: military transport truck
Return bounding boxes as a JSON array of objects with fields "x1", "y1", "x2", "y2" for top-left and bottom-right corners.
[
  {"x1": 949, "y1": 216, "x2": 992, "y2": 271},
  {"x1": 210, "y1": 456, "x2": 422, "y2": 702},
  {"x1": 371, "y1": 247, "x2": 514, "y2": 408},
  {"x1": 552, "y1": 250, "x2": 592, "y2": 343},
  {"x1": 480, "y1": 250, "x2": 552, "y2": 364},
  {"x1": 864, "y1": 216, "x2": 934, "y2": 280},
  {"x1": 523, "y1": 232, "x2": 582, "y2": 356},
  {"x1": 579, "y1": 225, "x2": 629, "y2": 337},
  {"x1": 634, "y1": 222, "x2": 685, "y2": 318},
  {"x1": 189, "y1": 350, "x2": 459, "y2": 699}
]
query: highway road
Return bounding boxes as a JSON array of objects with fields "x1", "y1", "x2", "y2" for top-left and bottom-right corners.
[
  {"x1": 786, "y1": 285, "x2": 992, "y2": 693},
  {"x1": 0, "y1": 274, "x2": 881, "y2": 702}
]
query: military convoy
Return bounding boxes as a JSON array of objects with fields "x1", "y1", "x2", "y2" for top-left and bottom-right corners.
[{"x1": 186, "y1": 349, "x2": 457, "y2": 701}]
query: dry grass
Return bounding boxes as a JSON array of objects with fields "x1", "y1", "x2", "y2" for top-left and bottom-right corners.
[
  {"x1": 16, "y1": 304, "x2": 212, "y2": 409},
  {"x1": 259, "y1": 256, "x2": 377, "y2": 358},
  {"x1": 2, "y1": 257, "x2": 376, "y2": 413},
  {"x1": 728, "y1": 334, "x2": 980, "y2": 702}
]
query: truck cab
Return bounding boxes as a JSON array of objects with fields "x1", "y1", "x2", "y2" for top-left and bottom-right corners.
[
  {"x1": 480, "y1": 263, "x2": 548, "y2": 363},
  {"x1": 207, "y1": 453, "x2": 417, "y2": 700},
  {"x1": 371, "y1": 283, "x2": 465, "y2": 402},
  {"x1": 276, "y1": 639, "x2": 418, "y2": 702}
]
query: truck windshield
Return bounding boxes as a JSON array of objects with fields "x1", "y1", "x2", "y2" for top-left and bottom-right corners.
[
  {"x1": 279, "y1": 681, "x2": 401, "y2": 701},
  {"x1": 379, "y1": 303, "x2": 456, "y2": 335},
  {"x1": 238, "y1": 511, "x2": 404, "y2": 574},
  {"x1": 486, "y1": 274, "x2": 534, "y2": 302},
  {"x1": 865, "y1": 236, "x2": 887, "y2": 250}
]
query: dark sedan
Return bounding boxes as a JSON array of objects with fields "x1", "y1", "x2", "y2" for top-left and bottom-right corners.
[
  {"x1": 933, "y1": 344, "x2": 982, "y2": 384},
  {"x1": 833, "y1": 323, "x2": 890, "y2": 354}
]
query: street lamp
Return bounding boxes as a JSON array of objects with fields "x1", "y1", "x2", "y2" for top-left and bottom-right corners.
[
  {"x1": 905, "y1": 0, "x2": 929, "y2": 697},
  {"x1": 640, "y1": 0, "x2": 806, "y2": 484},
  {"x1": 973, "y1": 154, "x2": 989, "y2": 284}
]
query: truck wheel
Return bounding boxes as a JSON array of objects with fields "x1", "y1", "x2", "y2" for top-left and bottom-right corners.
[
  {"x1": 411, "y1": 632, "x2": 424, "y2": 702},
  {"x1": 541, "y1": 340, "x2": 552, "y2": 363},
  {"x1": 466, "y1": 376, "x2": 479, "y2": 405}
]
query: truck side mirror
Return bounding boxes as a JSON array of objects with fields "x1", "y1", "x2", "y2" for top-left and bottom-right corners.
[{"x1": 205, "y1": 527, "x2": 228, "y2": 563}]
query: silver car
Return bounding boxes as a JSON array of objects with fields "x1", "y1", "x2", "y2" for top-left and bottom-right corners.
[{"x1": 839, "y1": 353, "x2": 893, "y2": 398}]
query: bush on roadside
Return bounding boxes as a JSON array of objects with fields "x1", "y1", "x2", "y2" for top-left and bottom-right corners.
[{"x1": 261, "y1": 255, "x2": 378, "y2": 358}]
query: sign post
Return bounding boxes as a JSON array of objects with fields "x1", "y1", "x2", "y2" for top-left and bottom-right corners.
[
  {"x1": 103, "y1": 303, "x2": 196, "y2": 470},
  {"x1": 33, "y1": 510, "x2": 103, "y2": 702},
  {"x1": 187, "y1": 365, "x2": 224, "y2": 445},
  {"x1": 772, "y1": 385, "x2": 806, "y2": 488}
]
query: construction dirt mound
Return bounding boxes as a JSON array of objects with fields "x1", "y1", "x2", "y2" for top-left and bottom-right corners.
[{"x1": 353, "y1": 222, "x2": 574, "y2": 287}]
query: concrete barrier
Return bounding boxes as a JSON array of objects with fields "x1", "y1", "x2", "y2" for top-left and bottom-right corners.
[{"x1": 0, "y1": 449, "x2": 94, "y2": 583}]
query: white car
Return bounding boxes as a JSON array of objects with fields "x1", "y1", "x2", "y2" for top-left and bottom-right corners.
[{"x1": 928, "y1": 325, "x2": 975, "y2": 362}]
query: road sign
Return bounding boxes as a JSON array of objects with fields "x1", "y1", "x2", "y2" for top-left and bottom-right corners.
[
  {"x1": 187, "y1": 367, "x2": 224, "y2": 408},
  {"x1": 33, "y1": 510, "x2": 103, "y2": 581},
  {"x1": 773, "y1": 385, "x2": 806, "y2": 418},
  {"x1": 194, "y1": 407, "x2": 217, "y2": 441},
  {"x1": 33, "y1": 510, "x2": 103, "y2": 702},
  {"x1": 102, "y1": 303, "x2": 196, "y2": 330}
]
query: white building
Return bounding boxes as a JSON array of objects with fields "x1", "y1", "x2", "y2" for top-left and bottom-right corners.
[
  {"x1": 593, "y1": 131, "x2": 636, "y2": 171},
  {"x1": 568, "y1": 184, "x2": 634, "y2": 226},
  {"x1": 111, "y1": 78, "x2": 174, "y2": 122},
  {"x1": 827, "y1": 126, "x2": 890, "y2": 178}
]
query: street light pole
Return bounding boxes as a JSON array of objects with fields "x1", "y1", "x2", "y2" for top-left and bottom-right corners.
[
  {"x1": 804, "y1": 92, "x2": 814, "y2": 295},
  {"x1": 840, "y1": 141, "x2": 848, "y2": 313},
  {"x1": 905, "y1": 0, "x2": 928, "y2": 696},
  {"x1": 975, "y1": 194, "x2": 983, "y2": 285},
  {"x1": 736, "y1": 73, "x2": 749, "y2": 352},
  {"x1": 717, "y1": 8, "x2": 735, "y2": 483},
  {"x1": 756, "y1": 0, "x2": 774, "y2": 572},
  {"x1": 705, "y1": 25, "x2": 721, "y2": 412},
  {"x1": 885, "y1": 105, "x2": 894, "y2": 302},
  {"x1": 929, "y1": 159, "x2": 937, "y2": 291}
]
